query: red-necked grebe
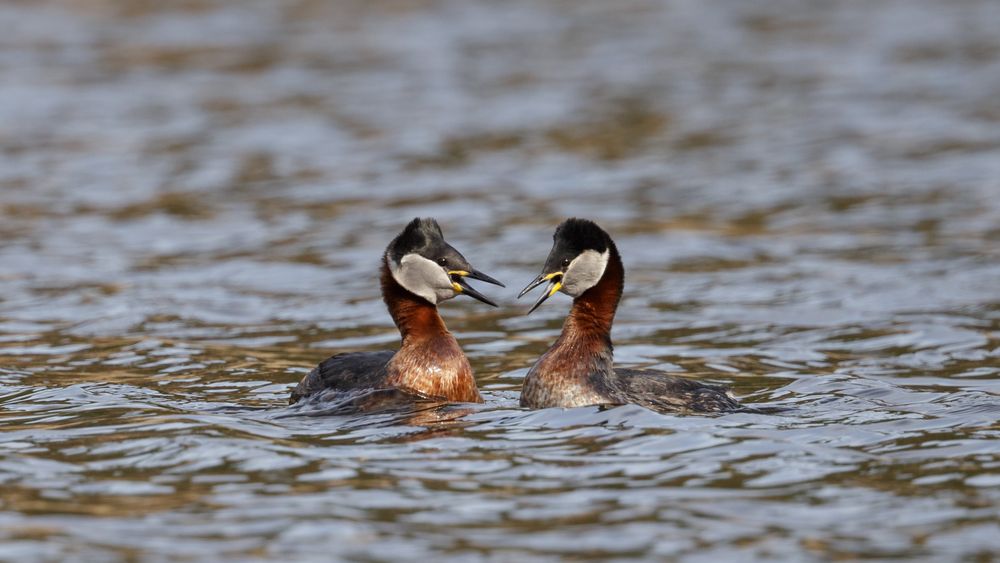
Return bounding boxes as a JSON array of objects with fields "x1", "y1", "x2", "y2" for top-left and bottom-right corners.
[
  {"x1": 290, "y1": 217, "x2": 503, "y2": 405},
  {"x1": 517, "y1": 218, "x2": 738, "y2": 413}
]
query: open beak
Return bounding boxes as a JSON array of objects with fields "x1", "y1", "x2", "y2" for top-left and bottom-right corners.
[
  {"x1": 517, "y1": 271, "x2": 563, "y2": 314},
  {"x1": 449, "y1": 268, "x2": 504, "y2": 307}
]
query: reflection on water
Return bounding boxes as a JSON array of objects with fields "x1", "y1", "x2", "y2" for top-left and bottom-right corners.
[{"x1": 1, "y1": 0, "x2": 999, "y2": 560}]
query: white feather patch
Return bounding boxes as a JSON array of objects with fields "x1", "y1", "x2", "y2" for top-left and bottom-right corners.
[
  {"x1": 560, "y1": 249, "x2": 609, "y2": 297},
  {"x1": 389, "y1": 253, "x2": 456, "y2": 304}
]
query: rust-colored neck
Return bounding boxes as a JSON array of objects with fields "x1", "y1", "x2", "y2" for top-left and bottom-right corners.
[
  {"x1": 381, "y1": 259, "x2": 450, "y2": 343},
  {"x1": 521, "y1": 245, "x2": 622, "y2": 407},
  {"x1": 537, "y1": 244, "x2": 623, "y2": 368},
  {"x1": 379, "y1": 257, "x2": 482, "y2": 403},
  {"x1": 562, "y1": 243, "x2": 624, "y2": 348}
]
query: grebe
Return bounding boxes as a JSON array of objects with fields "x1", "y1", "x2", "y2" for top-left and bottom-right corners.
[
  {"x1": 517, "y1": 218, "x2": 739, "y2": 413},
  {"x1": 289, "y1": 218, "x2": 503, "y2": 405}
]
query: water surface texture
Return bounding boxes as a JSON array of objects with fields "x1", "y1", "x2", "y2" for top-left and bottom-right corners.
[{"x1": 2, "y1": 0, "x2": 1000, "y2": 560}]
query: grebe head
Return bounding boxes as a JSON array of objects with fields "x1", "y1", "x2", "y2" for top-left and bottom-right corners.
[
  {"x1": 387, "y1": 218, "x2": 504, "y2": 307},
  {"x1": 518, "y1": 218, "x2": 612, "y2": 313}
]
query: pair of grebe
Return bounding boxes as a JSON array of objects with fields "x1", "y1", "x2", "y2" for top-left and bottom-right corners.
[{"x1": 290, "y1": 217, "x2": 738, "y2": 413}]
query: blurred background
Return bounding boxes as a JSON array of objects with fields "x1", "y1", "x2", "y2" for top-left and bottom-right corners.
[{"x1": 1, "y1": 0, "x2": 999, "y2": 561}]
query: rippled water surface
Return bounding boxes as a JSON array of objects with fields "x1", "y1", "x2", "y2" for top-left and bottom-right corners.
[{"x1": 2, "y1": 0, "x2": 1000, "y2": 560}]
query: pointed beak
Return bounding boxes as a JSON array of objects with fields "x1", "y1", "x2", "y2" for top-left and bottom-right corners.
[
  {"x1": 449, "y1": 268, "x2": 504, "y2": 307},
  {"x1": 462, "y1": 268, "x2": 505, "y2": 288},
  {"x1": 517, "y1": 272, "x2": 563, "y2": 314}
]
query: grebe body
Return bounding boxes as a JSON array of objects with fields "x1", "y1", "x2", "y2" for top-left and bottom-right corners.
[
  {"x1": 518, "y1": 218, "x2": 738, "y2": 413},
  {"x1": 290, "y1": 218, "x2": 502, "y2": 405}
]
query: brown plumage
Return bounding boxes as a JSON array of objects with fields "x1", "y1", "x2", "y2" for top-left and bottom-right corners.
[
  {"x1": 377, "y1": 262, "x2": 481, "y2": 402},
  {"x1": 519, "y1": 218, "x2": 739, "y2": 413},
  {"x1": 289, "y1": 218, "x2": 501, "y2": 406}
]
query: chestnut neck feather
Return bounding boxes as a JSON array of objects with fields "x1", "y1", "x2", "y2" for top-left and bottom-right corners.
[
  {"x1": 381, "y1": 260, "x2": 449, "y2": 341},
  {"x1": 537, "y1": 244, "x2": 624, "y2": 378},
  {"x1": 379, "y1": 258, "x2": 482, "y2": 403},
  {"x1": 563, "y1": 243, "x2": 623, "y2": 348}
]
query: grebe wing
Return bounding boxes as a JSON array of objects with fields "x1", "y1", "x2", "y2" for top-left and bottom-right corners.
[
  {"x1": 613, "y1": 368, "x2": 739, "y2": 413},
  {"x1": 289, "y1": 350, "x2": 395, "y2": 404}
]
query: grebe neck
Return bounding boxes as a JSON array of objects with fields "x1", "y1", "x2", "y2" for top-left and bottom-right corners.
[
  {"x1": 379, "y1": 257, "x2": 481, "y2": 403},
  {"x1": 380, "y1": 259, "x2": 450, "y2": 342},
  {"x1": 521, "y1": 246, "x2": 622, "y2": 406},
  {"x1": 532, "y1": 243, "x2": 623, "y2": 381},
  {"x1": 563, "y1": 242, "x2": 624, "y2": 346}
]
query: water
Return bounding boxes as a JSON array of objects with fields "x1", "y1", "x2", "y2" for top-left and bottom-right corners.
[{"x1": 2, "y1": 0, "x2": 999, "y2": 560}]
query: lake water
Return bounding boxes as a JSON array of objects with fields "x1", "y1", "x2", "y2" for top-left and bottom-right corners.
[{"x1": 1, "y1": 0, "x2": 999, "y2": 560}]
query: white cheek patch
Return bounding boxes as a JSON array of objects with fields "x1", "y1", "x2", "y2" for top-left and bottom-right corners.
[
  {"x1": 560, "y1": 249, "x2": 609, "y2": 297},
  {"x1": 389, "y1": 254, "x2": 456, "y2": 305}
]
